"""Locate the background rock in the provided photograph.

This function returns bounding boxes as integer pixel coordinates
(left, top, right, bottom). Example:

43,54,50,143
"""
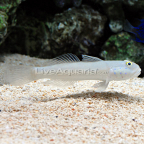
0,0,24,45
0,5,107,58
101,32,142,62
0,0,144,76
54,0,82,8
101,32,144,76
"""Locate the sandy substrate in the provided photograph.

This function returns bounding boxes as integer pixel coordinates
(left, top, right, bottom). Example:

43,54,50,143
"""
0,54,144,144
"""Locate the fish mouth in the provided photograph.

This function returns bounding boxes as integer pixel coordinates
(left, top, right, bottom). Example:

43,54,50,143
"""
133,69,141,77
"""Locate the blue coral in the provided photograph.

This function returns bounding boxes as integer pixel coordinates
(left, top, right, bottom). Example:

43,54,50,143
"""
124,19,144,43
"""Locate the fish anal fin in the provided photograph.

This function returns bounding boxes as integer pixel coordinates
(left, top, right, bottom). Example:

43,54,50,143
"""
42,80,77,87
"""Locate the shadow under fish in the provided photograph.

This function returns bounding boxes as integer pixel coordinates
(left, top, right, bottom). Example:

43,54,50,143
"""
124,19,144,43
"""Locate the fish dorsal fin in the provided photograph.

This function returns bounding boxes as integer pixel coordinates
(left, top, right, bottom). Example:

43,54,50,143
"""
47,53,80,66
82,55,103,62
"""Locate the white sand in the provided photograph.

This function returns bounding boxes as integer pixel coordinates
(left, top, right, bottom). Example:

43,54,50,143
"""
0,54,144,144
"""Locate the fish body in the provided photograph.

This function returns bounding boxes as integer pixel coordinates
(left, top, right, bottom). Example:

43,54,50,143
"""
34,61,109,81
124,19,144,43
1,53,141,92
34,61,140,81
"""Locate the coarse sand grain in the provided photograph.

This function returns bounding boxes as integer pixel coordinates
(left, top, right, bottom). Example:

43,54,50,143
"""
0,54,144,144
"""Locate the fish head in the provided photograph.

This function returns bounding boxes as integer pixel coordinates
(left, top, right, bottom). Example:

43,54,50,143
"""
111,60,141,81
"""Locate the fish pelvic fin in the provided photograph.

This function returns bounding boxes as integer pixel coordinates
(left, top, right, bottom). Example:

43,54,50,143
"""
92,80,109,92
92,68,113,92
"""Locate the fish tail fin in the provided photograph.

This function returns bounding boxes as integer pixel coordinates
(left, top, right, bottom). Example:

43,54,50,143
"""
124,19,135,34
0,64,36,86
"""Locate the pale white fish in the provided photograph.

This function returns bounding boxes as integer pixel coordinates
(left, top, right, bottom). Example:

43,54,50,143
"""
0,53,141,92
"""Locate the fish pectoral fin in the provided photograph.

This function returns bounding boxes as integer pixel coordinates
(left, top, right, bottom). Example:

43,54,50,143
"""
42,80,77,87
92,80,109,92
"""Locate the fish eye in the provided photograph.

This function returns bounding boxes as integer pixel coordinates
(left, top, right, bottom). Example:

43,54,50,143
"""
126,61,132,66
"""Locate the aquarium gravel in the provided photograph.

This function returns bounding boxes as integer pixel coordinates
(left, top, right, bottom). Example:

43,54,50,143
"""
0,54,144,144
